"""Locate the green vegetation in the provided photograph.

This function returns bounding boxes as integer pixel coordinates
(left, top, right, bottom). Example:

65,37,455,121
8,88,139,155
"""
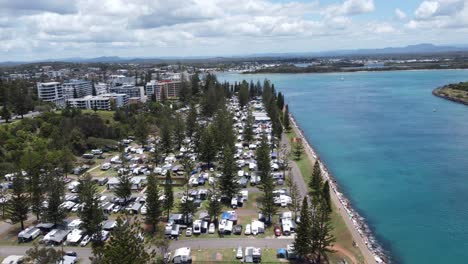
434,82,468,105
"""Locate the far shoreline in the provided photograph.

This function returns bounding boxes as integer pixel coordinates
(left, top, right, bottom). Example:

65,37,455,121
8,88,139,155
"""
232,67,468,75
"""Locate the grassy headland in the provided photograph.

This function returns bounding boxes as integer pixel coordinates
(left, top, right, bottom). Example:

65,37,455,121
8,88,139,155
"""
433,82,468,105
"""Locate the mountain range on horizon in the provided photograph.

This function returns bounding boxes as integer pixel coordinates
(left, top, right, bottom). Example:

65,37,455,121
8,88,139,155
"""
2,43,468,66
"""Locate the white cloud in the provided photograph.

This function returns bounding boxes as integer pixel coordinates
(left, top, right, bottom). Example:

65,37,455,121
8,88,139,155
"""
0,0,465,61
395,8,407,20
408,0,468,29
324,0,375,17
372,23,397,34
415,1,441,19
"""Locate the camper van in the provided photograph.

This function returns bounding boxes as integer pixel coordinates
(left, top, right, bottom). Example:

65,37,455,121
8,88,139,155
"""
231,197,238,209
193,220,202,235
101,163,111,171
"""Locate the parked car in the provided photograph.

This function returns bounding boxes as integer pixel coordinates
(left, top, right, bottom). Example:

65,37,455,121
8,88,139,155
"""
233,225,243,235
274,225,282,237
208,223,215,234
65,251,77,257
80,235,91,247
186,227,192,237
236,246,243,259
112,205,121,213
245,224,251,235
140,205,147,215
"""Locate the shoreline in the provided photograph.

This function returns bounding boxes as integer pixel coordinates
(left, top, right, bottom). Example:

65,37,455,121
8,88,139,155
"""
288,115,387,264
432,87,468,106
223,67,468,75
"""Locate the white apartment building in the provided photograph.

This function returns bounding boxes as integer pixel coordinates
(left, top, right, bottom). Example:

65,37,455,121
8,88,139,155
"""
63,80,93,99
95,82,109,95
66,93,128,110
110,85,144,102
108,75,135,87
67,95,111,110
37,82,65,107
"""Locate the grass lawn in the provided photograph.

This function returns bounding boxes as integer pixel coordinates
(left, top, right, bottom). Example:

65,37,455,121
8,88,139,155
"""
188,248,289,263
82,110,117,124
285,130,365,263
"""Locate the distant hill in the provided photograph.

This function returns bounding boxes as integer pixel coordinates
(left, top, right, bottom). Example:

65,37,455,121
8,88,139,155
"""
2,43,468,65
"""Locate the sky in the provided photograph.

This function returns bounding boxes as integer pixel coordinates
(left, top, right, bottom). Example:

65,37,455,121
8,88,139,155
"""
0,0,468,61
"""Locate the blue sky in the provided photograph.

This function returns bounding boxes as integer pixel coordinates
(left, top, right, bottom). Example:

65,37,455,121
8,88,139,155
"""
0,0,467,61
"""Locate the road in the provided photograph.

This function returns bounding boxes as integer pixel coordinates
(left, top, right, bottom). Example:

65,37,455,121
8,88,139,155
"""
0,238,294,263
0,111,42,124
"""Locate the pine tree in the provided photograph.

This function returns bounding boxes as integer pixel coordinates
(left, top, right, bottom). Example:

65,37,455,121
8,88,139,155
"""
21,149,44,221
283,105,291,130
200,125,217,165
191,73,200,96
43,172,66,225
160,119,172,155
77,174,104,251
174,113,186,150
256,134,271,185
244,110,254,144
207,184,222,223
294,197,313,260
7,172,29,230
114,174,132,204
322,180,332,213
163,171,174,220
145,173,162,233
1,106,11,123
259,174,276,225
313,199,336,263
100,218,154,264
186,103,197,139
151,143,163,167
310,161,323,199
238,81,250,108
134,115,149,148
287,177,302,219
219,146,240,200
293,140,304,161
73,87,78,98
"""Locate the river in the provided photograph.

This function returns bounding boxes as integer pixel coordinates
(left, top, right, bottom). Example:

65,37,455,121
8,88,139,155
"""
218,70,468,264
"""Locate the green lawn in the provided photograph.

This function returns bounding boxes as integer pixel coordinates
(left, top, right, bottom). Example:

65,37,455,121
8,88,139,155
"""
82,110,117,124
188,248,289,263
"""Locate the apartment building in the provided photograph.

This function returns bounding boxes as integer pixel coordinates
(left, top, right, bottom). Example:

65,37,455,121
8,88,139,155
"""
63,79,93,99
66,93,128,110
37,82,65,106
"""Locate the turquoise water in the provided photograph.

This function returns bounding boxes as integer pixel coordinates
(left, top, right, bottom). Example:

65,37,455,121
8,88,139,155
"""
219,70,468,264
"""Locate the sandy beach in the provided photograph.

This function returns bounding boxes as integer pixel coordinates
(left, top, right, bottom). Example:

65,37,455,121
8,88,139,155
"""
289,115,386,264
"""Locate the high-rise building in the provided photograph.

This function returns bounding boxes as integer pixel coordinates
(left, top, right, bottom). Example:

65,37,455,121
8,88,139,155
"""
37,82,65,106
110,84,144,101
63,79,93,99
150,80,181,101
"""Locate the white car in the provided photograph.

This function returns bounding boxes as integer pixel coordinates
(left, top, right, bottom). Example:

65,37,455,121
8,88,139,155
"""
186,227,192,237
80,235,91,247
236,246,243,259
245,224,252,235
208,223,215,234
140,205,147,215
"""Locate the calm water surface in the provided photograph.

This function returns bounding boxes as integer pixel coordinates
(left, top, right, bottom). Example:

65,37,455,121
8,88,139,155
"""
219,70,468,264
